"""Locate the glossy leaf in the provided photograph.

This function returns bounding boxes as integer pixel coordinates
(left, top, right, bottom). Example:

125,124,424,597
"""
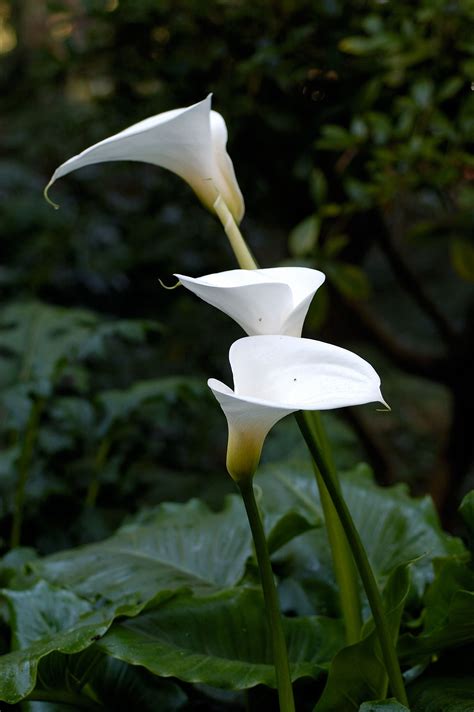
314,565,410,712
408,676,474,712
257,462,463,609
31,651,187,711
399,557,474,663
359,700,410,712
98,587,344,690
31,497,252,604
0,580,151,703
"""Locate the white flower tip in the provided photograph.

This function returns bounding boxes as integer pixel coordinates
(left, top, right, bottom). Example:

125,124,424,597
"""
158,277,181,291
376,397,391,412
43,181,59,210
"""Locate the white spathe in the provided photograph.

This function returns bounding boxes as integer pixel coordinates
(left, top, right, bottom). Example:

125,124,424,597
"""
175,267,325,337
45,94,244,223
208,335,386,481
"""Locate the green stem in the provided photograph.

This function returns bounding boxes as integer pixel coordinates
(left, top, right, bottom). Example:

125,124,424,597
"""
302,411,362,644
238,478,295,712
11,398,44,549
85,438,111,507
295,411,408,706
213,195,258,270
24,688,102,710
213,196,363,645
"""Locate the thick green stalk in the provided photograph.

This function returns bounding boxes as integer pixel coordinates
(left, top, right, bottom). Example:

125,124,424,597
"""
213,196,258,270
214,195,363,645
295,411,408,706
238,478,295,712
303,410,361,644
11,398,44,548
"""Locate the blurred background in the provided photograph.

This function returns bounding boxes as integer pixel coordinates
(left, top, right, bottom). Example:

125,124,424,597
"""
1,0,473,553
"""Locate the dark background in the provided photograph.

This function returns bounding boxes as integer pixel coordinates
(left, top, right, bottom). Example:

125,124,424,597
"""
1,0,473,551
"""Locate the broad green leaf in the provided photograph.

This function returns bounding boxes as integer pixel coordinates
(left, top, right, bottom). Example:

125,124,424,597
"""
30,652,187,711
399,557,474,662
98,587,344,690
31,497,252,604
0,579,187,706
408,676,474,711
258,462,463,610
314,565,410,712
0,580,151,703
266,511,316,555
359,700,410,712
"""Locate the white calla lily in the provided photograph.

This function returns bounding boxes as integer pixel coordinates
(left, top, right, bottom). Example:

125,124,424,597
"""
175,267,325,336
45,94,244,223
208,335,386,481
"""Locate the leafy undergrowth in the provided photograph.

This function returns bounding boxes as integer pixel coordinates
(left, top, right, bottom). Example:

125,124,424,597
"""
0,465,472,711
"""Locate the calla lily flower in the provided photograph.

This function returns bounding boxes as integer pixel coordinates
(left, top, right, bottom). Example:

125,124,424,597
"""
175,267,325,337
45,94,244,223
208,335,386,481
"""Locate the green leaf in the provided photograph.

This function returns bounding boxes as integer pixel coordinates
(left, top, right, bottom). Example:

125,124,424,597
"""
359,700,410,712
322,234,349,259
266,511,317,555
257,462,464,615
325,263,371,300
314,565,410,712
98,587,344,690
0,302,158,395
399,557,474,662
31,497,252,604
288,215,320,257
450,238,474,282
309,169,328,206
317,125,355,151
0,580,139,703
408,676,474,711
31,652,187,711
97,376,206,433
437,76,464,102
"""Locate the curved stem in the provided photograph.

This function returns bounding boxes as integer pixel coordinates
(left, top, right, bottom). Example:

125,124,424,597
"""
238,478,295,712
304,412,362,644
213,195,258,270
295,412,408,706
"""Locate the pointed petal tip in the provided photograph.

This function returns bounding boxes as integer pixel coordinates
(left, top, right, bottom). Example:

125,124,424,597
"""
43,181,60,210
158,277,181,290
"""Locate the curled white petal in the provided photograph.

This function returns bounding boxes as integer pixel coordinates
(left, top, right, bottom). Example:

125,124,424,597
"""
209,335,386,481
175,267,325,336
208,378,295,481
45,95,244,223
